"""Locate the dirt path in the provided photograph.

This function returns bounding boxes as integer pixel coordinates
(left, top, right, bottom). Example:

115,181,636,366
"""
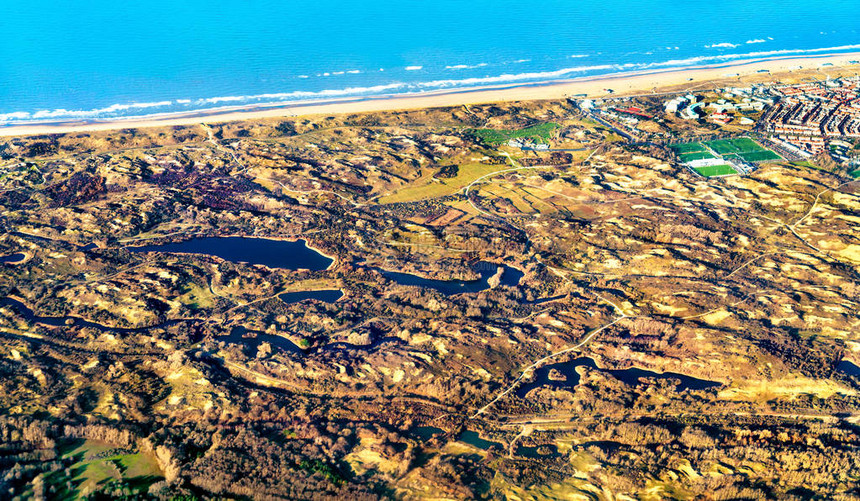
470,314,628,419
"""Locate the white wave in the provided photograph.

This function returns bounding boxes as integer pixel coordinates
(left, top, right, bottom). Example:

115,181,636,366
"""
323,69,360,75
415,64,617,89
746,39,766,44
30,101,174,120
0,111,31,122
640,43,860,69
198,96,247,104
569,54,589,59
196,82,409,105
175,99,191,104
298,75,309,79
445,63,488,70
92,101,173,113
405,66,423,71
706,42,740,49
426,43,860,85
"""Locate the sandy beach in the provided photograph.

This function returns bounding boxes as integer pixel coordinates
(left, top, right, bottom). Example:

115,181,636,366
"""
2,52,859,138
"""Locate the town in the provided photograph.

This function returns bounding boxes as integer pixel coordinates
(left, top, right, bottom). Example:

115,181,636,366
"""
555,75,860,178
760,76,860,162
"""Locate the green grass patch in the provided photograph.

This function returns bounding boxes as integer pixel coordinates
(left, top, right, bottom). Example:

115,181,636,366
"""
42,439,163,500
728,137,766,152
693,164,738,177
299,459,345,486
704,139,738,155
670,142,707,154
178,282,215,309
704,137,770,155
739,150,782,162
679,151,717,162
470,123,560,145
701,137,779,162
791,160,817,168
379,161,515,204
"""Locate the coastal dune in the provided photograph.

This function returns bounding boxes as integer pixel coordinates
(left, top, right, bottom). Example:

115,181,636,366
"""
2,52,859,137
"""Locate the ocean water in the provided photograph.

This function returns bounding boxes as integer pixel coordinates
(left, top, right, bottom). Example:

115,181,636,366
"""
1,0,858,124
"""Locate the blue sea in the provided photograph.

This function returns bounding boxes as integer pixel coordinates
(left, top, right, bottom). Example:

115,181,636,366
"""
1,0,858,124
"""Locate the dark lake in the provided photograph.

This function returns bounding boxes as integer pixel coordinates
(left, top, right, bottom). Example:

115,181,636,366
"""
516,357,721,397
409,426,445,441
0,253,26,264
837,360,860,377
379,261,523,296
127,237,332,270
224,326,304,354
458,430,503,451
279,290,343,304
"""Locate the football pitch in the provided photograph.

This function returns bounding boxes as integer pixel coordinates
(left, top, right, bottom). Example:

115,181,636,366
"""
693,164,739,177
702,138,781,162
671,137,782,177
670,142,718,162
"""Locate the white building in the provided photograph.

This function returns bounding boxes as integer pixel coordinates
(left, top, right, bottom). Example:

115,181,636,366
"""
664,97,688,114
680,104,703,120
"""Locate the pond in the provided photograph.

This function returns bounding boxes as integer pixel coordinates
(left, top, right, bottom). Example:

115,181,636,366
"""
379,261,523,296
516,357,721,397
408,426,446,441
0,253,26,264
223,326,304,355
458,430,503,451
279,290,343,304
127,237,332,270
837,360,860,377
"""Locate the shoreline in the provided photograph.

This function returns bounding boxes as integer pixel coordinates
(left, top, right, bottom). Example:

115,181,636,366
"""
2,51,860,138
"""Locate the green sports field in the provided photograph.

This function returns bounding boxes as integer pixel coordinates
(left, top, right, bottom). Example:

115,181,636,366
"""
670,142,707,154
705,139,739,155
672,137,780,175
693,164,738,177
670,142,719,162
738,150,782,162
679,151,717,162
702,137,781,162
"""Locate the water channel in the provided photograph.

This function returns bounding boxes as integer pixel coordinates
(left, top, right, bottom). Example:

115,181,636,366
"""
378,261,523,296
516,357,721,397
